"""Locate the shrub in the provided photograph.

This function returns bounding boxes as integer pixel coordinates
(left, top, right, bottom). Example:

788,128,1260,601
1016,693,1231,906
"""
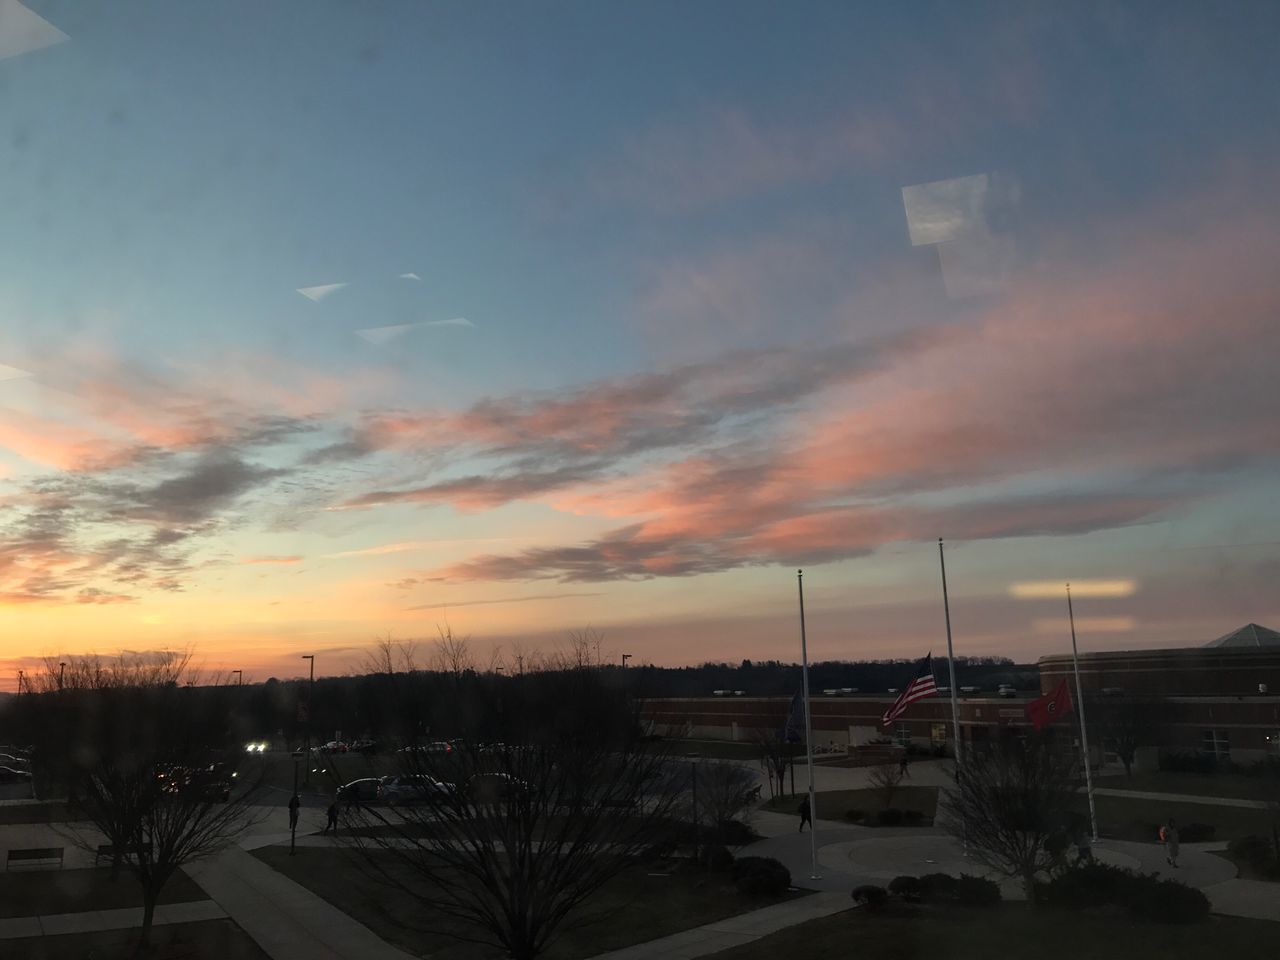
844,808,866,823
1044,863,1143,909
1130,879,1211,924
700,844,734,872
919,873,959,902
888,875,921,901
1179,823,1215,843
713,819,758,846
902,809,924,825
876,808,904,826
1158,751,1229,775
852,884,889,909
954,874,1001,906
1043,864,1209,924
1228,835,1274,868
732,856,791,897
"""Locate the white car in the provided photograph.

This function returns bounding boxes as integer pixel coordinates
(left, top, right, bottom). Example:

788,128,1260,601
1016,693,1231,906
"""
379,774,452,804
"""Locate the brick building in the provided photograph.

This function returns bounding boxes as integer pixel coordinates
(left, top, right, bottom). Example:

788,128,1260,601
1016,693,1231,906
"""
642,623,1280,767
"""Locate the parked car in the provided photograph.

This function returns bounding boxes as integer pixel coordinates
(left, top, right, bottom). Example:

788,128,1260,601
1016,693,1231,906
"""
318,740,349,754
466,773,528,804
997,685,1017,699
398,741,453,755
378,774,452,804
0,753,31,768
336,778,381,804
0,766,32,785
350,739,378,755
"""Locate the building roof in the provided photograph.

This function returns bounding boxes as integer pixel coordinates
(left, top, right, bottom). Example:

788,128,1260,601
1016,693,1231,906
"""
1202,623,1280,648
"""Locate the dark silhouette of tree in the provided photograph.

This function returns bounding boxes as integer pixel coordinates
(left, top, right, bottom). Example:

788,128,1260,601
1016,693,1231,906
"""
938,735,1080,898
1089,696,1168,776
339,665,682,960
21,653,267,954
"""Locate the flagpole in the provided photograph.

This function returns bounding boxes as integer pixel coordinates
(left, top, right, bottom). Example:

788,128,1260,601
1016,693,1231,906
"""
797,569,820,880
938,539,963,768
1067,583,1099,843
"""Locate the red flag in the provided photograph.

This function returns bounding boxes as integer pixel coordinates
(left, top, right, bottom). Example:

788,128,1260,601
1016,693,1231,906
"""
1024,680,1074,730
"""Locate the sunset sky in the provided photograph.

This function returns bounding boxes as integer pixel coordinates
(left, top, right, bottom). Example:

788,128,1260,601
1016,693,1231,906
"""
2,1,1278,686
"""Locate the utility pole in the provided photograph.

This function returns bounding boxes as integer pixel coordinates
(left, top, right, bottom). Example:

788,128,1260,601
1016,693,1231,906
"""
621,653,632,668
58,662,67,691
232,669,243,685
301,655,315,785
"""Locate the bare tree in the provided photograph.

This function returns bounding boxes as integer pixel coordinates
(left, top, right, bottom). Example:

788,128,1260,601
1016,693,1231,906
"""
1089,696,1166,777
433,624,474,676
938,736,1081,898
747,726,792,800
23,654,268,953
868,762,904,809
340,668,681,960
692,761,759,837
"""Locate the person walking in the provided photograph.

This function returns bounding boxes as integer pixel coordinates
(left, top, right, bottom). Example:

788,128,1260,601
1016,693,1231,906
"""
323,799,340,836
287,793,300,833
797,795,812,833
1163,818,1180,868
899,754,910,778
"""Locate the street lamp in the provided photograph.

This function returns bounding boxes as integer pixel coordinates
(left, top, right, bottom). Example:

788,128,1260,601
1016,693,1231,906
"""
58,662,67,691
301,655,315,785
232,669,243,685
16,670,23,697
621,653,632,668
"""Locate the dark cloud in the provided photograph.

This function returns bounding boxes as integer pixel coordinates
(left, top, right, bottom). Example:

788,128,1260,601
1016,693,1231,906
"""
333,333,932,508
438,491,1191,583
406,591,605,610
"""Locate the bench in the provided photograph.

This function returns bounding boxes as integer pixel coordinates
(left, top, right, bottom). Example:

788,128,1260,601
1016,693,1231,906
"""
95,842,152,864
5,847,64,870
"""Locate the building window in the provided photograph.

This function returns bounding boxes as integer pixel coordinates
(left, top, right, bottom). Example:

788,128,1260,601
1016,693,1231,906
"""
931,723,948,745
1201,729,1230,759
894,722,912,746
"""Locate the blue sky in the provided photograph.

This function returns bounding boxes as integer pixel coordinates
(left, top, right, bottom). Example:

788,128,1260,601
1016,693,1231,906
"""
1,1,1278,681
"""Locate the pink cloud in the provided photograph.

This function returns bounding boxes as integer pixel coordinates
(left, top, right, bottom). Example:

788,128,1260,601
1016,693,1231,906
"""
241,555,303,566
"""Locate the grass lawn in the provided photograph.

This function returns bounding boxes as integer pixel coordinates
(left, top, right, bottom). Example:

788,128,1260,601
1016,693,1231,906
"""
1083,794,1276,843
704,902,1280,960
0,801,73,825
254,845,801,959
0,867,207,918
765,786,938,822
1101,771,1277,802
8,918,269,960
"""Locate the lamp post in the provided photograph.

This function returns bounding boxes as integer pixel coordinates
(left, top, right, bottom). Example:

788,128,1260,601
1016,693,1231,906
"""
16,670,23,697
621,653,632,668
301,655,315,785
58,662,67,691
232,669,243,686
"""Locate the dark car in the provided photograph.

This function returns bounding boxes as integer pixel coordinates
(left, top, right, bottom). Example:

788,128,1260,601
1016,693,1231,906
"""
336,778,381,805
0,753,30,769
350,739,378,755
0,766,33,785
466,773,529,805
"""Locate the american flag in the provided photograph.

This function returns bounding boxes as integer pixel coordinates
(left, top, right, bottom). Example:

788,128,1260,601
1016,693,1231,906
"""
881,654,939,726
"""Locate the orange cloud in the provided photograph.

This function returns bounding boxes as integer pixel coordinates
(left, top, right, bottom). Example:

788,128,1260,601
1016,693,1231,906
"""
241,555,303,566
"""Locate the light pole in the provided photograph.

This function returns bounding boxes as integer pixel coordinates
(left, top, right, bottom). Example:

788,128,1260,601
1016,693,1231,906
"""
621,653,632,668
58,662,67,691
232,669,243,686
16,670,23,697
301,655,315,785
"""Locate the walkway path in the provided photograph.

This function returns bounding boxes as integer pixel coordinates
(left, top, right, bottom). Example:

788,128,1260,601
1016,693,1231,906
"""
0,900,226,940
587,891,851,960
1093,786,1272,810
741,804,1280,921
186,844,416,960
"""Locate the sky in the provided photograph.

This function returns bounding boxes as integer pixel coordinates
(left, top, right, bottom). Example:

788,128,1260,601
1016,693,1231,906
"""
1,1,1278,686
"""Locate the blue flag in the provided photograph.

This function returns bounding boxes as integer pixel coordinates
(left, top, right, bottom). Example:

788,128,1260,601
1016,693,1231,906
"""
783,691,805,743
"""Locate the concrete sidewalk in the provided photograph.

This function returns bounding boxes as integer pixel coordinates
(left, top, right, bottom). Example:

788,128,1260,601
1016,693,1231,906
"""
0,899,226,940
1093,787,1272,809
187,845,415,960
587,891,851,960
